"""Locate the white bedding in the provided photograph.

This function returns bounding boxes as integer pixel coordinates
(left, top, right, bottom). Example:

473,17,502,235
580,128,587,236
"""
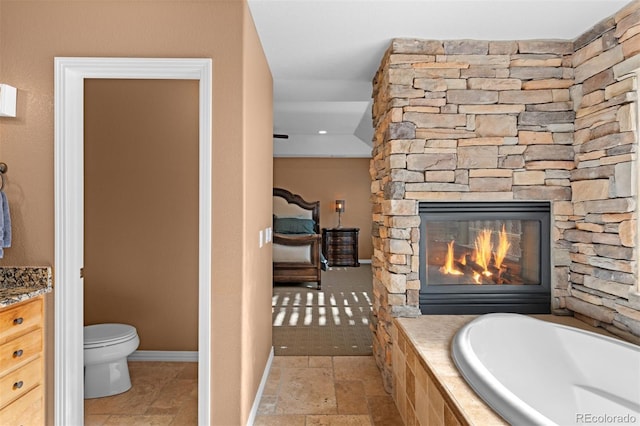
272,240,312,263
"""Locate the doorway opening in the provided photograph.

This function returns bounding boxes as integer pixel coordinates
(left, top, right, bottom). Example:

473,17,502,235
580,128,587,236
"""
54,58,212,425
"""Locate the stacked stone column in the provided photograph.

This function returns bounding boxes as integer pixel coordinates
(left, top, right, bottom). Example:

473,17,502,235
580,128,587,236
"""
371,4,640,392
567,2,640,343
371,37,577,392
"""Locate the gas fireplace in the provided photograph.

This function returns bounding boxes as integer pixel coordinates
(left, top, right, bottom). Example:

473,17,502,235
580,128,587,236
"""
419,202,551,314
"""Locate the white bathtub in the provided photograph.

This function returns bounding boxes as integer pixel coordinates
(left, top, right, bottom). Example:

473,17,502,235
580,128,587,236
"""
452,313,640,426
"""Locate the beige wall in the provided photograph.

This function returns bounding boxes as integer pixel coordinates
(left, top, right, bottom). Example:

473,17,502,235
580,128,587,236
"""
240,6,274,420
84,79,199,351
0,1,273,424
273,158,373,260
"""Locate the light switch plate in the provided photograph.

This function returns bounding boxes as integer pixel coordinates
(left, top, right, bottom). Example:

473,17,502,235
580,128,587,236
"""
0,84,17,117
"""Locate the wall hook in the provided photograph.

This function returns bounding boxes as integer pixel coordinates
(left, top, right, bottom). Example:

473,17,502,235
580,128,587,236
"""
0,162,7,191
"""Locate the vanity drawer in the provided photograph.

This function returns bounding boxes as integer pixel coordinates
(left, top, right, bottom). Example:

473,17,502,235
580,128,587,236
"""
0,296,45,424
0,357,42,409
0,328,42,373
0,384,44,426
0,298,43,344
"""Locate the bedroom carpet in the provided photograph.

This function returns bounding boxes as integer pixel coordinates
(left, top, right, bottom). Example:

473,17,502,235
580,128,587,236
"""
272,265,373,356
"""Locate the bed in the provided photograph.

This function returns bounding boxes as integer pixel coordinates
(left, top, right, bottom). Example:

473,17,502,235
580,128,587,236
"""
272,187,323,289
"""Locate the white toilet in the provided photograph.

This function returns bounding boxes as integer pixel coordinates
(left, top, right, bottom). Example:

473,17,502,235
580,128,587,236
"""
84,323,140,399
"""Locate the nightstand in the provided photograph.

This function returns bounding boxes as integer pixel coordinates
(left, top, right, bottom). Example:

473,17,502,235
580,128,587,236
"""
322,228,360,267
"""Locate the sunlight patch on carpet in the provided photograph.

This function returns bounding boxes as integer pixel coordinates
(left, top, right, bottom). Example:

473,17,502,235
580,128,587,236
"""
272,265,373,356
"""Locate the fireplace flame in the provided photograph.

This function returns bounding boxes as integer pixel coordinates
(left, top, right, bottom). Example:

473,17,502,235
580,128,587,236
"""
437,224,513,284
474,229,493,277
494,224,511,272
439,240,464,275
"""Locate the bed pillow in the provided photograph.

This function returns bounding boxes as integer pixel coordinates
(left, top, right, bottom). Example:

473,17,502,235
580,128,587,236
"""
274,217,316,234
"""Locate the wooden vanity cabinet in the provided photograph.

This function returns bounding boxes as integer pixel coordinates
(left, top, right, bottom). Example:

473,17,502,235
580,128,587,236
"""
0,296,45,425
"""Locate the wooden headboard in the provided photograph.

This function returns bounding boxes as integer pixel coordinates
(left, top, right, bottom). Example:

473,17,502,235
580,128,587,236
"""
273,188,320,234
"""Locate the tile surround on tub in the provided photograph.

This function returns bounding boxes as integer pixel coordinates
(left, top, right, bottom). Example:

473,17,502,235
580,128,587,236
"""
392,315,620,425
0,266,52,307
393,315,505,426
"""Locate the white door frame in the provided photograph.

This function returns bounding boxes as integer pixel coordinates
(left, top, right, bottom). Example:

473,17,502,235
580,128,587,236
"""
54,57,212,425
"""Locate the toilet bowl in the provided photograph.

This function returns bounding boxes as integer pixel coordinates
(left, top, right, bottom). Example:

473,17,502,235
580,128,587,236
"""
84,323,140,399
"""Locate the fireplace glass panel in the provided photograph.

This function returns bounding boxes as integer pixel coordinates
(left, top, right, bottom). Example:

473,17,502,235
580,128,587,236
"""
425,218,540,286
419,202,550,314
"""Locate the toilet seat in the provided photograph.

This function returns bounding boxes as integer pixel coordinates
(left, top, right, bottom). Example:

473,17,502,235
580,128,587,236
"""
84,323,138,349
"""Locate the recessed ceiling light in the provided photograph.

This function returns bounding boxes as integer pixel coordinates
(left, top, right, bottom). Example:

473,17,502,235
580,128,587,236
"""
318,130,327,135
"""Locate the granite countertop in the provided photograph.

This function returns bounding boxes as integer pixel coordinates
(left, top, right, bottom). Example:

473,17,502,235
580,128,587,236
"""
0,267,52,308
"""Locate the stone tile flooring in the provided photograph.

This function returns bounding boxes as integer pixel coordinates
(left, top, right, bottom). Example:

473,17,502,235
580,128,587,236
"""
84,356,400,425
84,361,198,426
255,356,403,426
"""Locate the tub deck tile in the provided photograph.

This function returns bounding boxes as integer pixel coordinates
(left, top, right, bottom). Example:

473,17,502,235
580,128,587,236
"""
394,314,620,425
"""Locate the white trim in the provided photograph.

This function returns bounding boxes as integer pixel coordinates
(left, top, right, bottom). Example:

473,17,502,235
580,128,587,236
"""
54,57,212,426
246,347,275,426
129,350,199,362
54,58,85,425
358,259,372,264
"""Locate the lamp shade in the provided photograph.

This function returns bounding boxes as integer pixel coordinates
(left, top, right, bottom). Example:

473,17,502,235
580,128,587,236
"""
335,199,345,213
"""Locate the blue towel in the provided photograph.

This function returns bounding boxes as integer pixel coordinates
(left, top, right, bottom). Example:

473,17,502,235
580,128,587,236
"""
0,191,11,258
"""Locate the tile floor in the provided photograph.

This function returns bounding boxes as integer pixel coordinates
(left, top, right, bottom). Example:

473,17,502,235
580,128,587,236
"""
255,356,403,426
84,361,198,426
84,356,400,425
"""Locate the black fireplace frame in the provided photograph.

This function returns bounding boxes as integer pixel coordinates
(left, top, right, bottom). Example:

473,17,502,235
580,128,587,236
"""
419,201,551,314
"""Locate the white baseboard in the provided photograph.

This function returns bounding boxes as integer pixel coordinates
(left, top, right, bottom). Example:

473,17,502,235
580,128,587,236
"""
359,259,372,264
246,347,275,426
128,350,198,362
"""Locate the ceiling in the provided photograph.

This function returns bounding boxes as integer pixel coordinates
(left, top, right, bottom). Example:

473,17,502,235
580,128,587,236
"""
247,0,632,158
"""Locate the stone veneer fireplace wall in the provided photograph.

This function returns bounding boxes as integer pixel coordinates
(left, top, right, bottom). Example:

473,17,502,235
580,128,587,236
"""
370,2,640,392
